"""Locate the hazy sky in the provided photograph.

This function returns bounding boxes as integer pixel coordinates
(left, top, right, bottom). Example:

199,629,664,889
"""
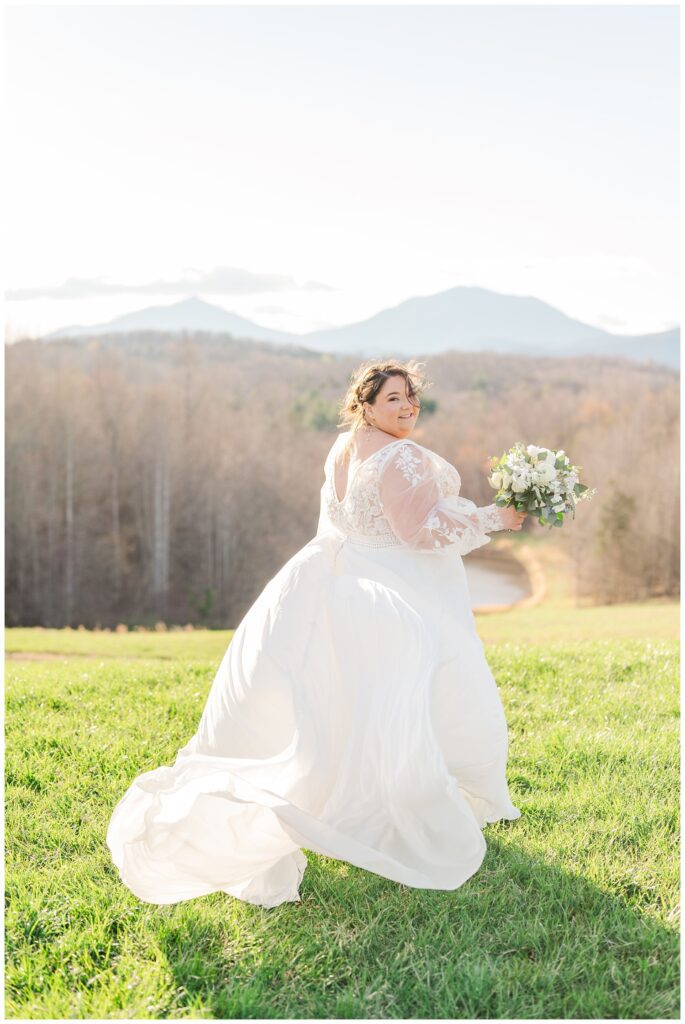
5,3,680,339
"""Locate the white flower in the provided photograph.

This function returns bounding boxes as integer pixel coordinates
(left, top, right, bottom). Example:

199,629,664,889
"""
511,476,528,493
532,462,556,485
490,471,503,489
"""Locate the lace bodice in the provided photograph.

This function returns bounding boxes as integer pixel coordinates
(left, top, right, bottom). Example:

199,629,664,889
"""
316,432,506,555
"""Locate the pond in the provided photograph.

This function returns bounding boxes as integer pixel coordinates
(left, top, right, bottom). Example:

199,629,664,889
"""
464,556,532,608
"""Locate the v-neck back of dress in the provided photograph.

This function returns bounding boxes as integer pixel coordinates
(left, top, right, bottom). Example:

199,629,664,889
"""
332,433,407,505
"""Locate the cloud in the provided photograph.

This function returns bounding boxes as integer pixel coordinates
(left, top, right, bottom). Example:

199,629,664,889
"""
7,266,337,300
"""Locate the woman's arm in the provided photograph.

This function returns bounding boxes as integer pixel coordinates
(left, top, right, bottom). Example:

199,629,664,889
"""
378,442,507,555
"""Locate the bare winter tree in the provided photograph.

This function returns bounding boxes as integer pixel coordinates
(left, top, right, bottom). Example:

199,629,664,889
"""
5,333,679,626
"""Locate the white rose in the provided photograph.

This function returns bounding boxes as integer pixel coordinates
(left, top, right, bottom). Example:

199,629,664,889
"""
511,476,528,493
533,462,556,485
490,471,503,489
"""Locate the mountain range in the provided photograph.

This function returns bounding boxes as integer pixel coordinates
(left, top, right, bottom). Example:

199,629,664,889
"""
41,287,679,368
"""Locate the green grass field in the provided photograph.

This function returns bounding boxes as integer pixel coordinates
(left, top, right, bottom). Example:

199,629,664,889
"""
4,562,680,1018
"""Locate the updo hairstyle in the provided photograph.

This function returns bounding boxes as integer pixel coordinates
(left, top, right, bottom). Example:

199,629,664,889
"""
336,359,431,458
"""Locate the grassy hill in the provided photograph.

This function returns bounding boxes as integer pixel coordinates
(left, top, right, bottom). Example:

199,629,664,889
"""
4,564,679,1017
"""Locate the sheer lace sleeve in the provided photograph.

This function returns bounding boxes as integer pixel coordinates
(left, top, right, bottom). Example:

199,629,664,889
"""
378,441,506,555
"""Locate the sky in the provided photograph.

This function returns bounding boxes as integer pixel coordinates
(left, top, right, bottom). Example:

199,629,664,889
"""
4,2,680,340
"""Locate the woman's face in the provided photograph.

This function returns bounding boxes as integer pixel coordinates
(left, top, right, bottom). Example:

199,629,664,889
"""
363,374,420,438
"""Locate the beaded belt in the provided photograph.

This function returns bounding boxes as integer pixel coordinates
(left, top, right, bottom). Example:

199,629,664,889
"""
344,531,403,549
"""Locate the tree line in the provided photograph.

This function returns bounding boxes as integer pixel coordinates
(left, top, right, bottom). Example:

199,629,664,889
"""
5,331,679,627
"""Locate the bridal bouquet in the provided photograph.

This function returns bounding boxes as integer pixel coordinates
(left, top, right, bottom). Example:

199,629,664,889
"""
487,442,596,528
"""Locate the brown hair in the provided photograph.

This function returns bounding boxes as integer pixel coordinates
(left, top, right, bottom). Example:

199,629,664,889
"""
337,358,431,457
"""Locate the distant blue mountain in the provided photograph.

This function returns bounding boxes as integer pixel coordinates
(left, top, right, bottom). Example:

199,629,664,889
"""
302,286,679,367
41,288,679,368
42,295,295,344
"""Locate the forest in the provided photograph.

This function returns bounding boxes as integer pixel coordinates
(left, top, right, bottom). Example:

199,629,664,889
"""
5,331,679,627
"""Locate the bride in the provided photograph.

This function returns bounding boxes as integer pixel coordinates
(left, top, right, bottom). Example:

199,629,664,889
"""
107,359,526,909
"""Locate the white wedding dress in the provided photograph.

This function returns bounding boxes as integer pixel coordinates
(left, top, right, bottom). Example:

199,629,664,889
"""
107,432,521,909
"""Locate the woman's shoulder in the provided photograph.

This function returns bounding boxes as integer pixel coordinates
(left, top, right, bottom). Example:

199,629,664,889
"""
371,436,428,474
335,430,419,459
331,431,443,469
380,438,456,478
377,438,444,486
381,437,438,463
330,430,352,451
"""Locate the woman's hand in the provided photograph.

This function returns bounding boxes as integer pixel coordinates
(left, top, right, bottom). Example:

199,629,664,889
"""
499,505,528,531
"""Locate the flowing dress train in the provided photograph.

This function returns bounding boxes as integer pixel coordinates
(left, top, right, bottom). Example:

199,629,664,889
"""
106,432,521,908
